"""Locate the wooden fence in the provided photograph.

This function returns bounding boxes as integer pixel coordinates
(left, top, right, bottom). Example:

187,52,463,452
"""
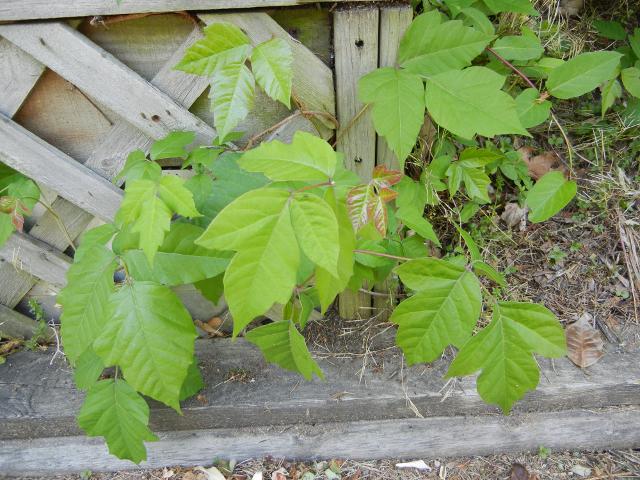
1,1,639,474
0,0,412,330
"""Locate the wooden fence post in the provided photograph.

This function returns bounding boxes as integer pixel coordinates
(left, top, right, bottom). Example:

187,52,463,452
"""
334,7,379,319
372,5,413,321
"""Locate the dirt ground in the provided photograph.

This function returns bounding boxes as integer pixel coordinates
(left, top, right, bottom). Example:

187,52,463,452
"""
5,449,640,480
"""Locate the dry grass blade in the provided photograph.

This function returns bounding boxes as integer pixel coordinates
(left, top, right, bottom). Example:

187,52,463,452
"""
566,313,605,368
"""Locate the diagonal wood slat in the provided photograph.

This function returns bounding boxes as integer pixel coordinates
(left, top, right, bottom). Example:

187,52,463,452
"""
0,22,216,145
0,0,379,22
0,13,336,311
0,114,123,221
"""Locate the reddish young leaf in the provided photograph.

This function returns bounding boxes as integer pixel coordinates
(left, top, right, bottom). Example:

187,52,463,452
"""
10,210,24,232
0,196,16,214
347,180,398,236
372,165,403,189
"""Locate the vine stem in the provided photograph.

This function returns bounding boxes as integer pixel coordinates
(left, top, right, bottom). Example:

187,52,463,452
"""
243,110,339,151
485,46,575,172
353,249,411,262
293,180,334,193
22,196,76,253
332,103,371,148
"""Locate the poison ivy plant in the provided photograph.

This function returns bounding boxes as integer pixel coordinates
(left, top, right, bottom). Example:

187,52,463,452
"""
175,22,294,142
0,164,40,247
42,1,624,464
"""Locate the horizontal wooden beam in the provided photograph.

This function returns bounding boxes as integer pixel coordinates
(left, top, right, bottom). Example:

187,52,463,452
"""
1,407,638,474
0,114,123,222
0,1,385,22
3,338,639,441
0,22,216,145
0,303,54,341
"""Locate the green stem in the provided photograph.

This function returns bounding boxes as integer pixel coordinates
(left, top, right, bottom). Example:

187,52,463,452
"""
485,47,575,172
353,249,411,262
293,180,335,193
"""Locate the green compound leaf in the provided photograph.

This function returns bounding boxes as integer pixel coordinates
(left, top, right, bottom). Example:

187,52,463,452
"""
245,320,323,380
515,88,552,128
210,62,255,143
123,223,231,286
73,347,105,391
0,214,13,248
622,67,640,98
629,28,640,59
239,131,337,182
601,78,623,117
197,188,299,335
180,357,204,401
526,171,577,223
359,67,425,165
93,282,197,412
425,66,529,139
78,379,158,464
492,35,543,62
115,179,172,264
593,20,627,41
251,37,293,108
150,131,196,161
315,189,355,314
174,22,251,76
59,244,118,365
157,175,201,218
446,156,492,204
447,301,566,413
186,152,269,223
115,150,161,183
391,258,482,364
460,7,495,36
395,208,440,246
547,51,622,99
290,192,340,277
399,16,494,77
482,0,538,15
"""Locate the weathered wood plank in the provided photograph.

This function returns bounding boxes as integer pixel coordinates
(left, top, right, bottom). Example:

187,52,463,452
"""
0,114,123,222
14,69,114,163
0,340,640,475
0,1,382,22
334,7,379,319
0,233,72,289
199,11,335,135
0,22,216,144
372,6,413,320
0,303,53,341
3,335,640,442
0,38,45,117
376,5,413,169
0,26,209,309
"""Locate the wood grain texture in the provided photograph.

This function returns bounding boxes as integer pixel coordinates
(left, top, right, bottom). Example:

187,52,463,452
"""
3,408,640,474
0,233,72,289
0,38,45,117
371,6,413,319
13,69,114,163
0,22,216,145
3,337,639,441
0,303,53,341
0,25,210,309
0,114,123,221
376,5,413,169
1,341,639,473
0,0,380,22
334,8,379,319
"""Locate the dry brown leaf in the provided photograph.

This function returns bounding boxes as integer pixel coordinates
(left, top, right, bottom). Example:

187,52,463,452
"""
195,319,225,337
510,463,531,480
560,0,583,16
501,202,528,229
566,313,605,368
518,148,565,180
271,469,287,480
